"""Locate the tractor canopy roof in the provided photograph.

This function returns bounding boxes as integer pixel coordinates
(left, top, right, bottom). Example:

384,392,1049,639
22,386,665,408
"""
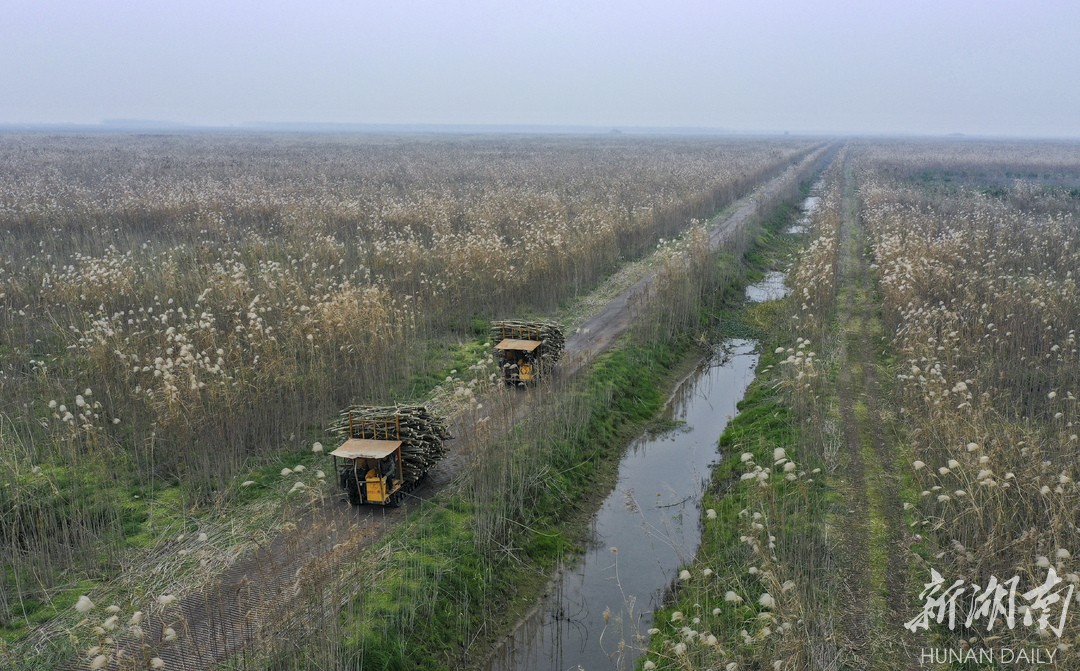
494,338,542,352
331,438,402,460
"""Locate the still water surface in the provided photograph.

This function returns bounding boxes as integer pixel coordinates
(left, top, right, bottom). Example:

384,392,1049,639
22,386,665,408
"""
486,339,759,671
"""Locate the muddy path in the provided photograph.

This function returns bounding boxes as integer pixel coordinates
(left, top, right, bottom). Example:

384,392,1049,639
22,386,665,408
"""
829,157,920,670
52,148,831,671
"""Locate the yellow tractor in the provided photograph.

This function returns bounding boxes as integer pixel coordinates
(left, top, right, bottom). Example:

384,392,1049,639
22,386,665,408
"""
494,338,543,384
330,406,448,506
330,435,407,507
491,320,565,386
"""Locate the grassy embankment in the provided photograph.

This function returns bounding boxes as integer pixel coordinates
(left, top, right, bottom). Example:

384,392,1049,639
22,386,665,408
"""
246,193,817,670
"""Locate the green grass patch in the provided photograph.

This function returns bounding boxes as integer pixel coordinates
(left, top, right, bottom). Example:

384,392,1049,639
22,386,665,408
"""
393,336,492,403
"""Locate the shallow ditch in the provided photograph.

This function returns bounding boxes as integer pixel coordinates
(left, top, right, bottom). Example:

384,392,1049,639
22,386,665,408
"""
784,191,821,234
483,338,759,671
483,257,797,671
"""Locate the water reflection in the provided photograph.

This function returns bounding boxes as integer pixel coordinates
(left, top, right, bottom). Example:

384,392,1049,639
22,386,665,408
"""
485,340,759,671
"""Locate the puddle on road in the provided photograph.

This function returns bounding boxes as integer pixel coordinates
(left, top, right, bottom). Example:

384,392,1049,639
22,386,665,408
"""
484,340,759,671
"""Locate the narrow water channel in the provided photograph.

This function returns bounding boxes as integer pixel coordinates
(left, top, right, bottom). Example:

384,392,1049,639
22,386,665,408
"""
785,191,821,234
485,339,760,671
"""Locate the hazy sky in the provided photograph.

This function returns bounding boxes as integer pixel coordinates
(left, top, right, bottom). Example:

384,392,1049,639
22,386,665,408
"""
3,0,1079,136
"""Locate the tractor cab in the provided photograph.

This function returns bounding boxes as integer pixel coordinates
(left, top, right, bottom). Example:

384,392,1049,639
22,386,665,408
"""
494,338,543,384
330,438,405,506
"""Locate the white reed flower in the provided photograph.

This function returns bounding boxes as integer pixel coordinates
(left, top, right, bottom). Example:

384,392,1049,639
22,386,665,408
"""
913,460,925,470
311,442,323,453
163,626,178,641
759,593,776,608
679,569,691,581
773,448,787,462
280,468,293,476
130,611,144,625
241,480,255,487
75,595,95,613
725,591,743,603
150,658,165,669
90,655,108,670
706,508,716,519
197,532,208,542
293,464,305,473
156,594,177,608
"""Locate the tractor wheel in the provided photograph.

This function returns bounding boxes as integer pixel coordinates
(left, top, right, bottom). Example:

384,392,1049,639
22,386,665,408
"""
345,476,363,506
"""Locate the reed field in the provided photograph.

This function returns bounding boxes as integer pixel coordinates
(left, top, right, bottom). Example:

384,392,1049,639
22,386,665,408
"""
648,139,1080,671
0,132,814,657
14,133,1077,671
861,140,1080,664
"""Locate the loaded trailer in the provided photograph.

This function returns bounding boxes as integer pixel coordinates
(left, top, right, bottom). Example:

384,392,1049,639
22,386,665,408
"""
490,320,565,386
330,405,449,506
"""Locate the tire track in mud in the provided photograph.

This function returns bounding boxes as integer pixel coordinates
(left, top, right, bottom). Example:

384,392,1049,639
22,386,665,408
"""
830,158,919,670
52,148,830,671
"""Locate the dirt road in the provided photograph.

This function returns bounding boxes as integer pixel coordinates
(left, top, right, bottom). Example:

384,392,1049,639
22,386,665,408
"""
828,157,920,670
